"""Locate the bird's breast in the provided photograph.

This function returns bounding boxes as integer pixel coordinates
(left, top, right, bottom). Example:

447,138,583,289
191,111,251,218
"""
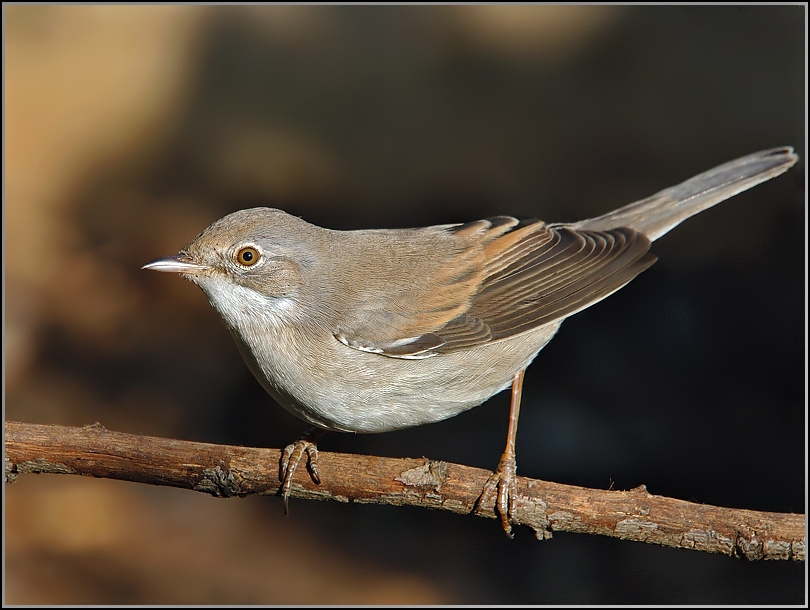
230,307,563,434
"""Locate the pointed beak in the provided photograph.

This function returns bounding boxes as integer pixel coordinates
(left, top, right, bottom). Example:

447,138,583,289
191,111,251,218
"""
142,254,210,274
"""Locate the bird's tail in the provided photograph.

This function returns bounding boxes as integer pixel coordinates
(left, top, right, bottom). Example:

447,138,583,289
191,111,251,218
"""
570,147,798,242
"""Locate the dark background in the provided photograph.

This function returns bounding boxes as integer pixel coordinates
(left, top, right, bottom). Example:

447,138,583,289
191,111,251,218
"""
5,5,805,604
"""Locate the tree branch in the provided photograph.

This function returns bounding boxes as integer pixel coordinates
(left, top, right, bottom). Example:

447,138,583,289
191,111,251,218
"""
4,420,804,560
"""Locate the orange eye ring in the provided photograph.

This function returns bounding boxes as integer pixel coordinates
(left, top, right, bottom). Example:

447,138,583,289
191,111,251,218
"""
235,246,260,267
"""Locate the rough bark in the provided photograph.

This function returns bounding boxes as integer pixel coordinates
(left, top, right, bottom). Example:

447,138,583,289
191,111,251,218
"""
4,420,804,560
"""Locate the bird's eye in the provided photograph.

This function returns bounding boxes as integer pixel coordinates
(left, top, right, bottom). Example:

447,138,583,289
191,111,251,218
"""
235,246,260,267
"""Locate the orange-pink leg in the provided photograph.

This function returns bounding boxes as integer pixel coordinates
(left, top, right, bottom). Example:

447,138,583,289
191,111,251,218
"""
476,369,525,537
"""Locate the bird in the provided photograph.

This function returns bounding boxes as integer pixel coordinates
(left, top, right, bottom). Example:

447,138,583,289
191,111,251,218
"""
144,146,797,536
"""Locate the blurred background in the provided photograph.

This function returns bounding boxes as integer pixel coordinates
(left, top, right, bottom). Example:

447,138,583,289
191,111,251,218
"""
5,5,804,604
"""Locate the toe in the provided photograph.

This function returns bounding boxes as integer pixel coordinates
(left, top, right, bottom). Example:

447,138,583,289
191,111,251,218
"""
476,455,520,537
279,436,323,514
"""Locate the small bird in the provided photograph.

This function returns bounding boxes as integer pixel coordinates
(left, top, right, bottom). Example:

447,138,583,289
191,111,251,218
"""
144,147,797,536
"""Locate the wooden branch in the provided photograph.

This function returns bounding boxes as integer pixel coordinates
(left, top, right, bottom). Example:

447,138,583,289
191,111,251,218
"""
4,420,804,560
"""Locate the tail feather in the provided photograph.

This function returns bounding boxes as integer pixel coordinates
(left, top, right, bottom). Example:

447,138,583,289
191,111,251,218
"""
570,147,798,241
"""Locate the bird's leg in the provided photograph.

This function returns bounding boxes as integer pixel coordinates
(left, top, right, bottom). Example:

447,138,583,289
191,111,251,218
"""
280,427,325,514
476,369,525,538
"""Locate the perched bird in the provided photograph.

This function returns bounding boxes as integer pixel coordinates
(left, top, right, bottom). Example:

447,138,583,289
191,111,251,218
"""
144,147,797,536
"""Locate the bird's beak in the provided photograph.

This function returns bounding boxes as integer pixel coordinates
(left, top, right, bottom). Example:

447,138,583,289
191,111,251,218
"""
142,254,210,275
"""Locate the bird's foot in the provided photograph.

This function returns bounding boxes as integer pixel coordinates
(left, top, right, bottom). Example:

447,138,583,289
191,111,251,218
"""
475,452,519,538
280,429,323,513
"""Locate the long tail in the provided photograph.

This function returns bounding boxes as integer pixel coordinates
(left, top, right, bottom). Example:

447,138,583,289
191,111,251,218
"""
570,147,798,241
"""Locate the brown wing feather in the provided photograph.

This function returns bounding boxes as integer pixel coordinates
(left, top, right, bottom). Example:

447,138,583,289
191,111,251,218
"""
335,217,655,359
432,223,655,354
333,217,517,358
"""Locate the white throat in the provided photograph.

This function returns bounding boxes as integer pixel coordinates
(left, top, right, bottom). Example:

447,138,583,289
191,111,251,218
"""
194,277,302,335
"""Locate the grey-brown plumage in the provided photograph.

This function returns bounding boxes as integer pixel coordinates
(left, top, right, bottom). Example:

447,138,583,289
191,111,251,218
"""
144,146,797,533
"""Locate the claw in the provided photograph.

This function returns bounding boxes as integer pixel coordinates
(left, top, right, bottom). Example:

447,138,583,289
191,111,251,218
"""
475,369,525,537
279,429,324,513
476,452,519,538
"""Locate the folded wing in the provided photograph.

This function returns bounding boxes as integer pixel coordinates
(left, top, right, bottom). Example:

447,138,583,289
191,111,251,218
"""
334,217,655,358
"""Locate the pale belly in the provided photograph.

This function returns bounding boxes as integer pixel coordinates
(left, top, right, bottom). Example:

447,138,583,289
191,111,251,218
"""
231,321,563,433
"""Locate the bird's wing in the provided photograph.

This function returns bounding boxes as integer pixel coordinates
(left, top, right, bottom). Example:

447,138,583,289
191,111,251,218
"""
334,217,656,359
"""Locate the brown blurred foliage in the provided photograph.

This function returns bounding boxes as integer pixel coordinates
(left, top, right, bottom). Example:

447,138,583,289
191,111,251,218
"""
4,5,804,604
6,475,447,604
